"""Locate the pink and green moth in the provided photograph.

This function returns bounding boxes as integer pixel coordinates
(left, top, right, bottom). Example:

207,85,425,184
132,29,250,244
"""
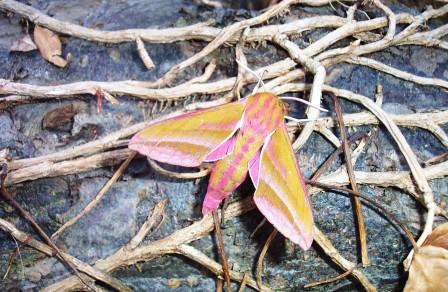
129,92,314,250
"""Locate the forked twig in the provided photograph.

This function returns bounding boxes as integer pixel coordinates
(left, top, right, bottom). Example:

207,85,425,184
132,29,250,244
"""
0,165,96,291
52,152,137,239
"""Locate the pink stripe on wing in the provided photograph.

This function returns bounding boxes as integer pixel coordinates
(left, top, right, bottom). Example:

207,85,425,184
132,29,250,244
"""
129,143,203,167
254,196,313,250
133,131,226,148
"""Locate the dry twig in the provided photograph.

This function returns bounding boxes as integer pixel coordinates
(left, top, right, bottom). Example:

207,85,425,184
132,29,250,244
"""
332,94,369,266
304,267,355,288
51,152,137,240
1,0,447,289
0,218,131,291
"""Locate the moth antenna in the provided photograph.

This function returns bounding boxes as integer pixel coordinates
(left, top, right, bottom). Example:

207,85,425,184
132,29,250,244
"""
252,78,263,94
280,96,328,112
235,59,266,93
285,115,321,123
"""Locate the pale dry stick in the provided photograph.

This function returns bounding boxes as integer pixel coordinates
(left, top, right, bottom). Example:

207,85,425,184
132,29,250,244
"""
5,148,132,186
0,9,442,101
324,85,438,267
101,89,120,105
0,0,351,44
397,23,448,50
138,3,440,89
136,37,155,70
7,139,128,171
2,170,102,291
185,59,217,84
0,76,242,100
313,163,448,218
273,83,448,147
280,96,328,112
314,124,341,147
7,98,235,172
297,110,448,148
314,39,361,61
7,104,213,171
267,4,397,89
0,12,419,103
372,0,396,40
317,5,448,66
42,199,168,292
201,0,223,9
309,3,445,77
6,110,448,188
0,0,217,43
350,134,370,167
425,152,448,167
345,2,358,22
364,4,448,57
176,245,271,292
393,5,438,41
233,28,251,100
333,0,397,59
313,227,377,292
151,0,305,88
148,159,211,179
271,34,326,150
126,200,168,250
302,2,393,58
42,198,256,291
275,83,445,217
0,218,132,292
346,56,448,90
185,96,230,110
51,152,137,240
0,95,33,109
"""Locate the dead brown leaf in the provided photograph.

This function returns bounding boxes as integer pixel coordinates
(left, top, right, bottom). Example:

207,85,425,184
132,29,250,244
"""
10,34,36,52
33,25,67,68
404,246,448,292
423,222,448,249
404,223,448,292
42,105,77,131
